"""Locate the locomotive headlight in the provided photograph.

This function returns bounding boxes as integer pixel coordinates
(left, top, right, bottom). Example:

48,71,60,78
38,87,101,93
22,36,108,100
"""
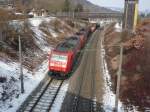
50,63,54,66
62,64,67,68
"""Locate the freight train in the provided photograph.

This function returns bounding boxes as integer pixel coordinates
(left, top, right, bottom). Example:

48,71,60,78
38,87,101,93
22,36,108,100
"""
48,24,99,79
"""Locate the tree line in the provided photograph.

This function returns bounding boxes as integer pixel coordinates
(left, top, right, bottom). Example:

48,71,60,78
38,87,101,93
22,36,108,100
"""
62,0,83,12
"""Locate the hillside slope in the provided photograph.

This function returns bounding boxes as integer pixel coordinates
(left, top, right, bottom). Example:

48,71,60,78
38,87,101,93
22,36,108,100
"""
0,17,78,111
70,0,115,12
16,0,115,13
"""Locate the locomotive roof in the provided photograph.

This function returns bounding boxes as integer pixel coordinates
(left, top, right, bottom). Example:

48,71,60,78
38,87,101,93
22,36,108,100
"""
56,36,79,52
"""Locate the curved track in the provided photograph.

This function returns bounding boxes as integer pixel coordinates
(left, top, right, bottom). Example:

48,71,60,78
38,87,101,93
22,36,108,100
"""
72,31,99,112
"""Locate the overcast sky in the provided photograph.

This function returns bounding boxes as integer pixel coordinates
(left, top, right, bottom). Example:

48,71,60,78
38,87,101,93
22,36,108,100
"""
88,0,150,11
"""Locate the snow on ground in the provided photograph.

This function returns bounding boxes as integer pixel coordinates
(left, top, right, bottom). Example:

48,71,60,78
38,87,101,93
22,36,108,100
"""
0,16,76,112
9,20,24,32
115,23,122,32
9,17,59,52
15,13,23,15
101,42,123,112
28,17,56,27
0,17,59,112
0,60,48,112
48,28,58,38
101,37,139,112
28,17,57,52
31,27,51,52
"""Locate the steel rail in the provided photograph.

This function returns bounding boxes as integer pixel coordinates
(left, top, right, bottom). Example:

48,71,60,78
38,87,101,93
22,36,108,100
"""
21,78,64,112
47,80,64,111
71,30,100,112
29,78,54,112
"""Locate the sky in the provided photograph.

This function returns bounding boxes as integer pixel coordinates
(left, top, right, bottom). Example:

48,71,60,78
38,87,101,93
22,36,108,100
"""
88,0,150,11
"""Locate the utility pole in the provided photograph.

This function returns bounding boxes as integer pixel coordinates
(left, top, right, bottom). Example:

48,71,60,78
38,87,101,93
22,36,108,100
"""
73,11,75,20
114,45,123,112
133,0,139,31
19,35,24,93
123,0,128,29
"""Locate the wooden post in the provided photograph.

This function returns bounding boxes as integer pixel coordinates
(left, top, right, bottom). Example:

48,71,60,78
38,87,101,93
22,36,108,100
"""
19,35,24,93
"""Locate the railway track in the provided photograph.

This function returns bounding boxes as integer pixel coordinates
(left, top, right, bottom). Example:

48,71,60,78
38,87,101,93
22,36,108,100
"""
21,78,64,112
70,29,100,112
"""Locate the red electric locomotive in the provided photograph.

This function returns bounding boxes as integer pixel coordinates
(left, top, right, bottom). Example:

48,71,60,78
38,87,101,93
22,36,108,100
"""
48,36,81,79
48,24,99,79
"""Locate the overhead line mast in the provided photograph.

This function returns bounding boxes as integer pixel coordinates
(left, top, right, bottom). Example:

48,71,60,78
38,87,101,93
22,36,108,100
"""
123,0,139,31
